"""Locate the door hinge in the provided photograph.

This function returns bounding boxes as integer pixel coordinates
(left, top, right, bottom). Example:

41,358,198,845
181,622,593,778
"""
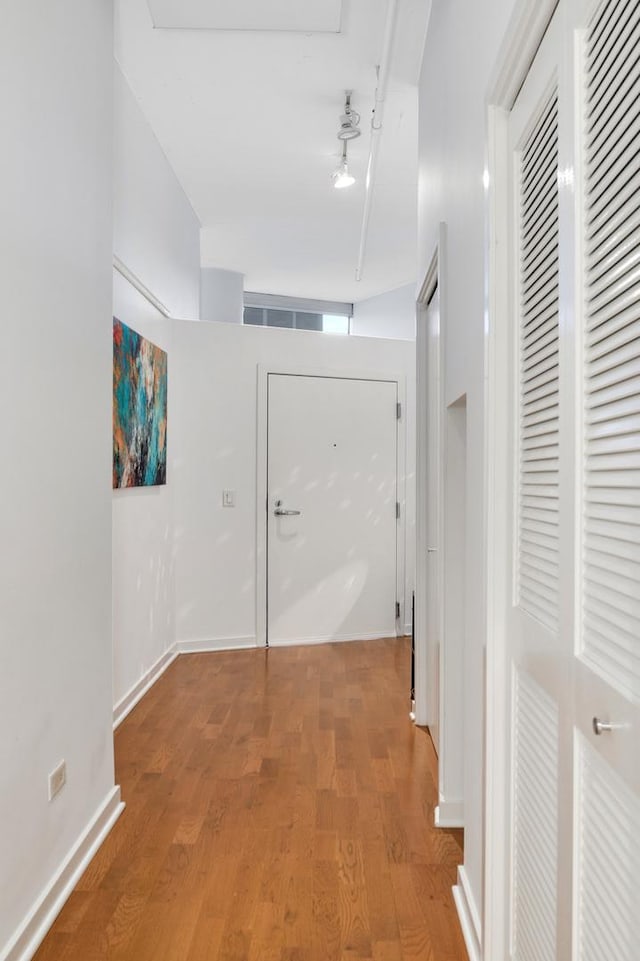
395,601,400,619
396,402,402,420
396,501,400,520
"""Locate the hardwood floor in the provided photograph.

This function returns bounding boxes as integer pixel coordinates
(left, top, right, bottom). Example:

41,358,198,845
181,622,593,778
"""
34,638,467,960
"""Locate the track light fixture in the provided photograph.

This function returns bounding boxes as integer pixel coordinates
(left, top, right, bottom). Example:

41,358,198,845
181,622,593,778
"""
332,141,355,189
331,92,358,189
337,91,361,141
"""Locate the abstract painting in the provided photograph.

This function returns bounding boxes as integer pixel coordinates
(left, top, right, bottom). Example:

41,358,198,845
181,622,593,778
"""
113,318,167,488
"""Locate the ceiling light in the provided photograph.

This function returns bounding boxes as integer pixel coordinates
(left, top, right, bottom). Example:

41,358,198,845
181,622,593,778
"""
337,91,361,141
332,142,355,189
333,161,355,189
338,116,361,141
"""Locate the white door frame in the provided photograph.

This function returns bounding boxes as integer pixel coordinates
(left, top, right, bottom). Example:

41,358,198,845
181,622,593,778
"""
483,1,560,957
415,224,446,729
417,225,466,831
255,363,408,648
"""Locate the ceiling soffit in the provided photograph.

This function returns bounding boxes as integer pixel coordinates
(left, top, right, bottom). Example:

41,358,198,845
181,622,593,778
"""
146,0,343,33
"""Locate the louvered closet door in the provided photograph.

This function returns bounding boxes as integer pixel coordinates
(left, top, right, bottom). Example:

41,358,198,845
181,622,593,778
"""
572,0,640,956
504,1,640,959
506,11,571,959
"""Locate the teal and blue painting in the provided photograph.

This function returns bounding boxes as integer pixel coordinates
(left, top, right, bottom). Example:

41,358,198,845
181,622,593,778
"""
113,318,167,488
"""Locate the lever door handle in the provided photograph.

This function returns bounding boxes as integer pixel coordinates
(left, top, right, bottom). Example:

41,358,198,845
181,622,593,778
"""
273,499,301,516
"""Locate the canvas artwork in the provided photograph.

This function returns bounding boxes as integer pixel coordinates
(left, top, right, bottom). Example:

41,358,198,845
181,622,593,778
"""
113,318,167,488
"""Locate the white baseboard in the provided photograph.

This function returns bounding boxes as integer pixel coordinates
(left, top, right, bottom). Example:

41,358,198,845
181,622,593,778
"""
403,623,412,637
452,865,481,961
113,646,178,730
1,787,124,961
176,635,258,654
268,630,396,647
434,796,464,828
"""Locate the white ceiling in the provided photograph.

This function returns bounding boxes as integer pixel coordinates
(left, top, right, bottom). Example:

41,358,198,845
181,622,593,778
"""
115,0,431,303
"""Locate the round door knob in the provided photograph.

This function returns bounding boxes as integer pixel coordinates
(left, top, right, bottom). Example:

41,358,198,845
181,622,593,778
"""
592,716,613,736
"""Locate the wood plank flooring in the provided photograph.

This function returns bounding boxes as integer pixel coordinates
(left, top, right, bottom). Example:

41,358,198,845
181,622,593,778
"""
34,638,467,961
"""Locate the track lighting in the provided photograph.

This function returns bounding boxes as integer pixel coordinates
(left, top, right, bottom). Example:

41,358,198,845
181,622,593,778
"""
332,142,355,189
337,91,361,141
331,94,359,189
333,161,355,189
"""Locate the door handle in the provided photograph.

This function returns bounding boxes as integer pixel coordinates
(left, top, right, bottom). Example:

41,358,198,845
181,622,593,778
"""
592,716,616,735
273,500,301,516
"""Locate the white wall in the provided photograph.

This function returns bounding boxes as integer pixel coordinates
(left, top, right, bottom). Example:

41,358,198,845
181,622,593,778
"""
113,63,201,319
417,0,518,932
200,267,244,324
351,284,416,340
112,67,201,714
172,322,416,646
112,274,175,712
0,2,116,956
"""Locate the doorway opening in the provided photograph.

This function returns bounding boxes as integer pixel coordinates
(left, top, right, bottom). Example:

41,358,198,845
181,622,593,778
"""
416,229,466,829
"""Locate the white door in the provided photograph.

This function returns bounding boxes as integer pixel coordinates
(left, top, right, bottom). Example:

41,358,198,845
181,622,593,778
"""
507,34,567,955
267,374,398,646
503,1,640,958
570,0,640,954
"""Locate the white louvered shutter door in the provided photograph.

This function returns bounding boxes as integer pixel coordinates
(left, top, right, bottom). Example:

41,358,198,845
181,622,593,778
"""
512,88,561,961
518,92,560,632
582,0,640,700
574,0,640,959
503,2,640,959
507,13,566,953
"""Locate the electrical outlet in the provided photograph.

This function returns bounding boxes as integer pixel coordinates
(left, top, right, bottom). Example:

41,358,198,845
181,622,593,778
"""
48,760,66,801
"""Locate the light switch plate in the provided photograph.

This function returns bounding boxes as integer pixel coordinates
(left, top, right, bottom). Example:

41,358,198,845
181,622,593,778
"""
222,489,235,507
48,760,66,801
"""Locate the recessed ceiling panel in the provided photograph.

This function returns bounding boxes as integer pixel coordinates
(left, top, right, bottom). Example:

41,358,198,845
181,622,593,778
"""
147,0,343,32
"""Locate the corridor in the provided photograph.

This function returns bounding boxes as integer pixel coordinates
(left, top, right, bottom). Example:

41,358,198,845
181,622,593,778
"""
34,639,466,960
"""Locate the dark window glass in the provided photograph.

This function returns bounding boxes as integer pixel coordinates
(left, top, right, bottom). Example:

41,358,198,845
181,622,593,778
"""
243,307,264,326
295,312,323,331
244,305,350,334
266,309,294,328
